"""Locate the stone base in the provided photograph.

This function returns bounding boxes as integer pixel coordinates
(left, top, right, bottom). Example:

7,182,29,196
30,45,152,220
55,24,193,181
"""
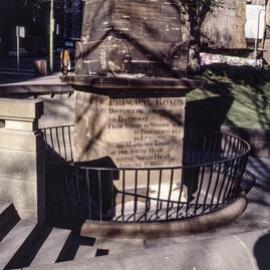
0,98,45,223
80,195,248,239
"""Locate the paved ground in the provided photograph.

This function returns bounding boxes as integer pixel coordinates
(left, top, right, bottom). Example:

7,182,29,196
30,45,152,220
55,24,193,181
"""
24,157,270,270
0,57,62,84
0,72,64,86
26,229,270,270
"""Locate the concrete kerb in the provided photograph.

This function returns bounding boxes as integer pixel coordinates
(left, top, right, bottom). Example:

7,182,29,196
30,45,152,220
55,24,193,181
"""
80,194,248,239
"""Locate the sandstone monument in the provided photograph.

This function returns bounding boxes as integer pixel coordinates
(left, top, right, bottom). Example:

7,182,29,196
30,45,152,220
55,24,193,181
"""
63,0,202,169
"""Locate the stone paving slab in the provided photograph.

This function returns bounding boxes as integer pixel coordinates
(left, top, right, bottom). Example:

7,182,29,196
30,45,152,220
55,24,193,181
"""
24,229,270,270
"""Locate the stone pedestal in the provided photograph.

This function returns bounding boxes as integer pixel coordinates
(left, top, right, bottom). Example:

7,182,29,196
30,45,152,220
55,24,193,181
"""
0,98,45,222
74,89,189,218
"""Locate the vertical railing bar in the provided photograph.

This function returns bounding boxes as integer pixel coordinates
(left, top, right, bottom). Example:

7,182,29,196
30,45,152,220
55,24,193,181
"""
235,137,240,156
134,170,138,222
218,135,233,202
222,134,228,159
68,125,74,162
233,137,241,158
222,159,235,203
203,164,214,211
216,159,229,204
230,149,247,199
110,169,114,221
229,137,236,157
156,169,162,217
43,128,48,148
98,170,103,221
226,136,233,158
210,162,222,207
229,136,236,158
233,158,244,195
49,127,54,150
43,129,49,160
229,138,241,193
193,166,205,214
145,169,150,221
224,138,241,200
223,134,229,156
86,168,92,220
55,127,61,157
227,157,241,200
177,168,184,217
166,169,174,220
121,169,126,222
61,126,67,161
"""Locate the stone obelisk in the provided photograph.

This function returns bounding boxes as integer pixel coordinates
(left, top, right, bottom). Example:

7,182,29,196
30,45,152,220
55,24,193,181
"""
63,0,202,168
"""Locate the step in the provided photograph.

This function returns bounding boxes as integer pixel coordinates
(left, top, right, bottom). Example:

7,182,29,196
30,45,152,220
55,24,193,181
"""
55,233,97,262
74,238,145,260
0,220,37,269
30,227,71,267
97,238,145,256
74,238,101,260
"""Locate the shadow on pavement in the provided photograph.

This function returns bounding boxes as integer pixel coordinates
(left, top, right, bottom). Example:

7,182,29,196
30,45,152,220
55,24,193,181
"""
254,231,270,270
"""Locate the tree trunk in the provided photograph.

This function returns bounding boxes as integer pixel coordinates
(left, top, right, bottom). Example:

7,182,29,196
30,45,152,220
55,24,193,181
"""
188,17,202,73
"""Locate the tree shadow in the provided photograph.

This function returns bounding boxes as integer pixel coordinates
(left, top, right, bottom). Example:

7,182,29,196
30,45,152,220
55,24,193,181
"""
254,232,270,270
185,64,270,211
186,94,234,131
42,124,120,224
191,64,270,140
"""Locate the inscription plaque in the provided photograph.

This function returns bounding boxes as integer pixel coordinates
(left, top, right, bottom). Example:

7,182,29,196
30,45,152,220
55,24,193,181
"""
75,92,185,168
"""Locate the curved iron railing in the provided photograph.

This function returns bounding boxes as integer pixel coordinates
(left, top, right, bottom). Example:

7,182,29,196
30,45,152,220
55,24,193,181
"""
43,126,255,223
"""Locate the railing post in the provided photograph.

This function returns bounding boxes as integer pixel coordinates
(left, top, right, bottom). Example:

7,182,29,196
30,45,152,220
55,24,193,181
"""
0,98,45,223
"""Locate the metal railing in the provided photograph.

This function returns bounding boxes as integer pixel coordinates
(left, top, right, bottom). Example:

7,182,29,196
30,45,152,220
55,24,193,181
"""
43,126,255,223
42,124,74,163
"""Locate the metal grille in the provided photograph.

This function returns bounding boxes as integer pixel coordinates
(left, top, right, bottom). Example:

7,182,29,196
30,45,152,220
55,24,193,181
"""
43,126,255,223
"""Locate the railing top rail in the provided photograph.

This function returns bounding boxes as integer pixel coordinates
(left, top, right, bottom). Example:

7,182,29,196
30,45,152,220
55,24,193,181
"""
44,126,251,170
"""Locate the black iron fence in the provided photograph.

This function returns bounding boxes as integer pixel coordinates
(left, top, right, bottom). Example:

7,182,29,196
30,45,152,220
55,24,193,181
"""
42,124,74,162
43,126,255,223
